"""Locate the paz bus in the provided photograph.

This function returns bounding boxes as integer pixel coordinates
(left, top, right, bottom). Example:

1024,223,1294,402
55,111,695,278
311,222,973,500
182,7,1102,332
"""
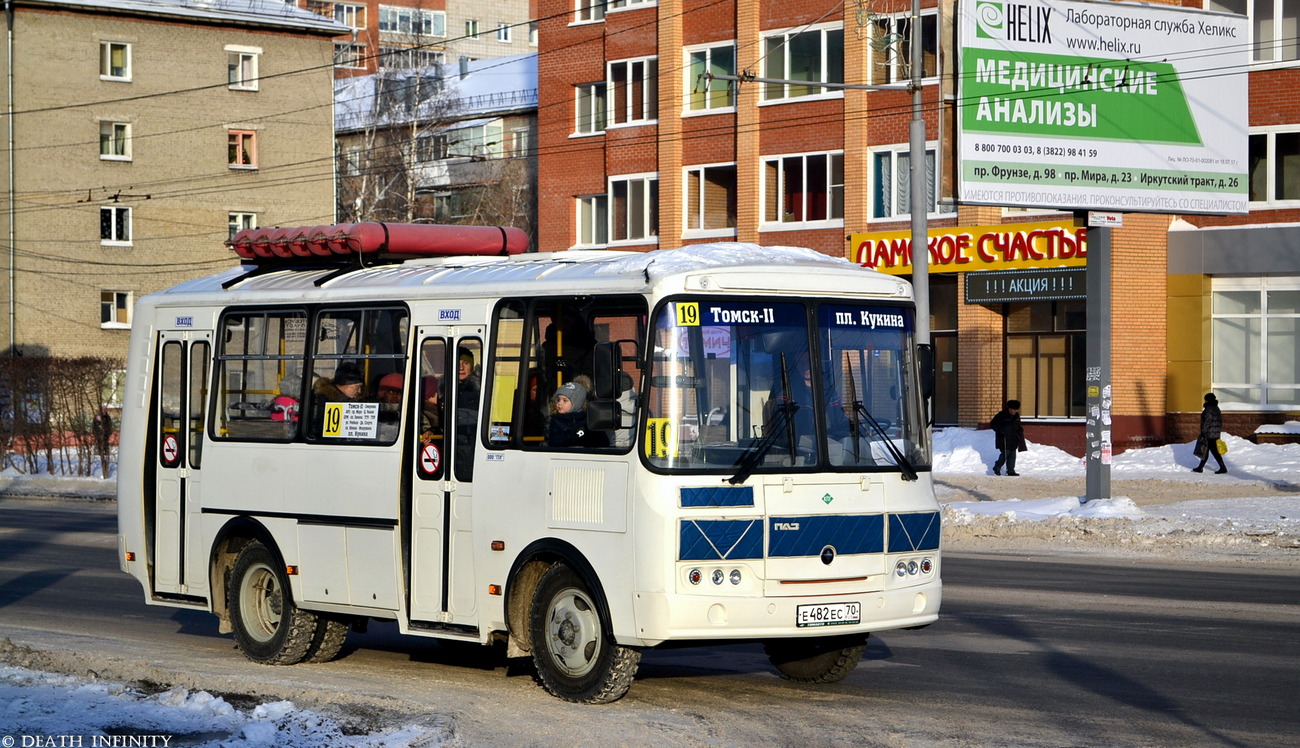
116,223,941,703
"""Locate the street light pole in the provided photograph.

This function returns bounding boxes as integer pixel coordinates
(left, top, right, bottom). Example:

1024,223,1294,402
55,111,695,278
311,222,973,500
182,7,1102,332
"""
909,0,929,346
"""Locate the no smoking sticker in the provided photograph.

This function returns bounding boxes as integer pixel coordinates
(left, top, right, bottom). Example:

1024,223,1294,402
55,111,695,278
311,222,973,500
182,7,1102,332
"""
421,443,441,474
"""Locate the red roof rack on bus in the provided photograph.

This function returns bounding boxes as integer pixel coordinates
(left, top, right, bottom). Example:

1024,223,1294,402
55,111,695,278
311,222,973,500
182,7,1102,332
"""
226,222,530,262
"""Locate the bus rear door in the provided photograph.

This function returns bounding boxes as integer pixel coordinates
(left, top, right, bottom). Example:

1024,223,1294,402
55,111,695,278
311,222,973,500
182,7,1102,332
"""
408,329,482,629
152,329,212,596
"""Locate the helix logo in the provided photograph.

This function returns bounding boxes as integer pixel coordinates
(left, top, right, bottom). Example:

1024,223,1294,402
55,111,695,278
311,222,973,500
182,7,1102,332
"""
975,1,1005,39
976,1,1052,44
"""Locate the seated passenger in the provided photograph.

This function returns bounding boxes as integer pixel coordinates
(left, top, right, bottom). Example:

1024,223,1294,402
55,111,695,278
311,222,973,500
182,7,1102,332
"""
315,361,364,402
377,372,403,404
547,381,608,448
270,374,302,422
420,375,441,435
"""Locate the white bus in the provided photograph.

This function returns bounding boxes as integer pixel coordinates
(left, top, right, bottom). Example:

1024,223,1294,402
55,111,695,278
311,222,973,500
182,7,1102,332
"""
117,223,941,703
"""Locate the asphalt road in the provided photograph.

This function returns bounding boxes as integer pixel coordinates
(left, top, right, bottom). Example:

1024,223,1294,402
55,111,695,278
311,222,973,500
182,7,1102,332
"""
1,498,1297,747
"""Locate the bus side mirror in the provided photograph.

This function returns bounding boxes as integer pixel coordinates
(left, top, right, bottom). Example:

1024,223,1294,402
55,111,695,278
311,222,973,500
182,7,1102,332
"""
916,343,935,401
587,399,619,431
593,341,621,400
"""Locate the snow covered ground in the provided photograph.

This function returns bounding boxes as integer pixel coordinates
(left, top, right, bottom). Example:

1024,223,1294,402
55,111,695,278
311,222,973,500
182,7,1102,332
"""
1,429,1298,746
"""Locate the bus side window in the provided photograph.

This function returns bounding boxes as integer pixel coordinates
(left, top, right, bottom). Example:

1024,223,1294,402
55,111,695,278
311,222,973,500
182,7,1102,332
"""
417,338,446,480
453,340,481,481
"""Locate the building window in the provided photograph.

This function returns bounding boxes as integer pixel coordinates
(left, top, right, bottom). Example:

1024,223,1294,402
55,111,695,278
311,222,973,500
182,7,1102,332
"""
229,130,257,168
496,22,512,42
228,212,256,240
609,0,654,9
1005,301,1086,419
576,195,608,247
869,9,938,85
226,48,260,91
608,57,657,126
101,291,132,328
99,122,131,160
684,164,737,236
575,0,605,23
334,2,367,28
509,126,532,158
334,43,367,69
575,82,607,135
100,42,130,81
1248,128,1300,203
871,144,949,219
444,120,503,159
379,46,444,70
465,20,480,39
1212,277,1300,408
340,145,363,176
686,43,736,112
762,24,843,101
529,22,538,46
378,6,445,36
762,152,844,226
1207,0,1298,63
610,175,658,243
100,206,131,245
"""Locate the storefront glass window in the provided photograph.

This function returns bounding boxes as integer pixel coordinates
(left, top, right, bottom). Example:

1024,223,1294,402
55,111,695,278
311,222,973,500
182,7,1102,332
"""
1212,279,1300,408
1005,301,1085,418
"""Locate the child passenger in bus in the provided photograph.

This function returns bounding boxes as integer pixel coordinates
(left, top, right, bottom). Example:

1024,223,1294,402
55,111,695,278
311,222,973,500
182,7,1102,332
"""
269,374,302,422
547,381,607,448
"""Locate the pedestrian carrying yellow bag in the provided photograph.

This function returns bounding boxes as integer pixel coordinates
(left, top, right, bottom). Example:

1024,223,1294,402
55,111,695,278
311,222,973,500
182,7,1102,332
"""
1217,438,1228,455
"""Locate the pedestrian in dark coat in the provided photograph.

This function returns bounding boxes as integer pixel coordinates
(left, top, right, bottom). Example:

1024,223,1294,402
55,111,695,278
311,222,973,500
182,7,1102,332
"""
1192,392,1228,474
990,399,1026,476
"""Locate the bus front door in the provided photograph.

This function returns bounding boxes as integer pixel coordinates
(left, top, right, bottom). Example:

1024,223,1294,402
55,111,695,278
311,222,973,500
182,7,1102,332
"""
409,331,482,628
152,330,211,596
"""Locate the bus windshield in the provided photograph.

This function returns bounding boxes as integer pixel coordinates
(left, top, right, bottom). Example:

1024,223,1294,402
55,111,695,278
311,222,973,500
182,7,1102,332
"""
644,298,930,476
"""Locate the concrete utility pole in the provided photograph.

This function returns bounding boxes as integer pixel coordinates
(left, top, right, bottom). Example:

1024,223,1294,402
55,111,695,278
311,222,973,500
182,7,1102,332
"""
909,0,929,346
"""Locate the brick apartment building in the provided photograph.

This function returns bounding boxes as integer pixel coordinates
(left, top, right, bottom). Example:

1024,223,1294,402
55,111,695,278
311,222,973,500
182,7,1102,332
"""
536,0,1300,455
299,0,537,77
0,0,344,361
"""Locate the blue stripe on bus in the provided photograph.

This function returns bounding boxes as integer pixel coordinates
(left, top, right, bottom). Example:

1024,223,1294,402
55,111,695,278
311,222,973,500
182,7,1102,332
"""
767,515,884,557
680,486,754,508
888,511,941,552
678,519,764,560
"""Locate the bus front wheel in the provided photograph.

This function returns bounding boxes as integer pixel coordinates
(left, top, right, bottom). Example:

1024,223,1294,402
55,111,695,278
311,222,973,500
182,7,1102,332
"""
228,541,319,665
764,634,868,683
529,564,641,704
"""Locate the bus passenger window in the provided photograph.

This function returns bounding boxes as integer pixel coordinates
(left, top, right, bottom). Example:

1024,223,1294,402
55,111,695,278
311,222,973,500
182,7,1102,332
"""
213,310,307,442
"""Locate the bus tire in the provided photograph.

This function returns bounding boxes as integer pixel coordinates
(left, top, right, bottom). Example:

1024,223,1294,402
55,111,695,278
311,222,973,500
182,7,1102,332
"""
529,563,640,704
228,541,318,665
764,634,868,684
303,616,350,663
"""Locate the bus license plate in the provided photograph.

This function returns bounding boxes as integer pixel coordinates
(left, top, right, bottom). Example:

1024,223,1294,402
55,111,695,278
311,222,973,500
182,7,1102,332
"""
795,602,861,628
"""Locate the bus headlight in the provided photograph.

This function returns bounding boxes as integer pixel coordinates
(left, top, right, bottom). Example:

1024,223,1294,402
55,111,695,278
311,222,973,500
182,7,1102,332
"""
895,561,908,577
729,569,742,585
688,568,702,585
711,569,725,585
907,560,919,575
920,557,934,574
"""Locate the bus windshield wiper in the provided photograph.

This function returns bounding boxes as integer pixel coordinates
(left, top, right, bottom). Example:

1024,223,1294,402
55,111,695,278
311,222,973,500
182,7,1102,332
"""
728,353,798,485
845,356,918,482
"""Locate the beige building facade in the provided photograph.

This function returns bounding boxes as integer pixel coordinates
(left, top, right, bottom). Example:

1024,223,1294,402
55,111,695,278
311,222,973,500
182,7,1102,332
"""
0,0,343,358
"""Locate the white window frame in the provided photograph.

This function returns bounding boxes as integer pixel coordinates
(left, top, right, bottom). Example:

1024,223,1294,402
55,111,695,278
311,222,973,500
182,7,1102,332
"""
575,194,608,248
530,22,538,46
760,151,845,230
682,163,737,239
1211,275,1300,409
573,0,605,24
228,129,257,169
334,2,366,29
608,173,658,244
101,290,132,329
466,19,480,39
608,0,655,12
760,22,844,103
1208,0,1298,66
867,8,939,87
100,41,131,82
684,42,736,115
228,212,256,240
99,121,131,161
378,6,446,36
607,56,658,127
100,206,132,246
574,82,607,136
226,46,261,91
1248,126,1300,206
334,42,367,69
496,22,512,43
869,141,953,220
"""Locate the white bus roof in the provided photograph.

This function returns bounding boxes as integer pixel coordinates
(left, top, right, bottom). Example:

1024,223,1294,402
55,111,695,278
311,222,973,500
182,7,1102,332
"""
146,243,913,307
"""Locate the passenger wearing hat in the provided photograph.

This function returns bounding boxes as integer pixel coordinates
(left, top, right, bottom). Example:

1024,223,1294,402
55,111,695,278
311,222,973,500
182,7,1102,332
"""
547,381,607,448
270,373,302,422
1192,392,1228,474
315,361,365,402
378,372,404,404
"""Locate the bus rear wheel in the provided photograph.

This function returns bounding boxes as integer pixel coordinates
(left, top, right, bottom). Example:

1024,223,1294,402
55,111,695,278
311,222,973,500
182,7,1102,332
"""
228,541,319,665
764,634,868,684
529,564,640,704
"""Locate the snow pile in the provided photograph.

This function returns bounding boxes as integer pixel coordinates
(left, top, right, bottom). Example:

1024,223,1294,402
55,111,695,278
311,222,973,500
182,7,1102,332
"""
0,666,442,747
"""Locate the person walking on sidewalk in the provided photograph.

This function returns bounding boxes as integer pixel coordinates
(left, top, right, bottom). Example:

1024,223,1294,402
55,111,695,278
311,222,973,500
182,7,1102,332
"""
990,399,1027,476
1193,392,1228,474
